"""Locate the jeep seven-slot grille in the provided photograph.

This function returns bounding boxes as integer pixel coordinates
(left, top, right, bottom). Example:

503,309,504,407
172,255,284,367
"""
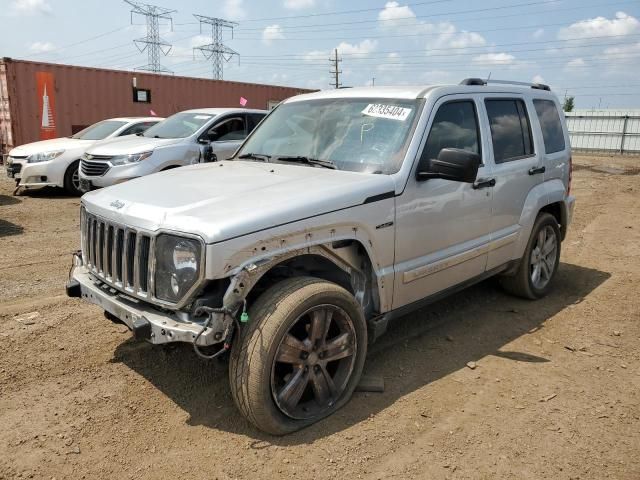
81,209,153,298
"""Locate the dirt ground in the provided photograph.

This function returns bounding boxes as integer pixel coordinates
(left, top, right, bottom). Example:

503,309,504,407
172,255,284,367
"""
1,154,639,480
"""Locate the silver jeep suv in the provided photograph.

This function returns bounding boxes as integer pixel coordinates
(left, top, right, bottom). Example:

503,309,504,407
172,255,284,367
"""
67,79,575,434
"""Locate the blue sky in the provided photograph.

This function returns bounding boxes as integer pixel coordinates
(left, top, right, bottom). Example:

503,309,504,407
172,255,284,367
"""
2,0,640,108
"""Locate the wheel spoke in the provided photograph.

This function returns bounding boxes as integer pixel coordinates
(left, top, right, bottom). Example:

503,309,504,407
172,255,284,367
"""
540,260,550,280
542,236,555,256
309,308,332,346
276,334,310,364
321,333,354,362
531,263,541,286
310,365,337,406
277,367,309,411
537,229,546,250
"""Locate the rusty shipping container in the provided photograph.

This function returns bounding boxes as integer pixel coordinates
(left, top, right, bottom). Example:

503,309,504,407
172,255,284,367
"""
0,57,313,155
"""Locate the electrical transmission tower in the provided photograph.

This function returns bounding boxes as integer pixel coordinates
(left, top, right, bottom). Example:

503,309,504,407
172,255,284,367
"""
193,15,239,80
125,0,175,74
330,49,342,89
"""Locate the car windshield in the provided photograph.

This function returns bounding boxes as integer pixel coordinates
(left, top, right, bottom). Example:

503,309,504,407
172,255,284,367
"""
142,112,216,139
71,120,127,140
237,97,422,174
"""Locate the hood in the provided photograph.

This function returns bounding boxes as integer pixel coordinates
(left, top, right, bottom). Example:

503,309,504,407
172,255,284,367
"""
82,161,396,243
86,135,183,156
9,137,96,157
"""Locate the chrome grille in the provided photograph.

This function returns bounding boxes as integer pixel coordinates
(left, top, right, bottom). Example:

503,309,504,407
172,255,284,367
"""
80,159,110,177
81,208,153,298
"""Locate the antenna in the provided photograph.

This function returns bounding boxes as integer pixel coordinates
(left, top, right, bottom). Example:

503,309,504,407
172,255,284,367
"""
125,0,175,74
193,14,239,80
330,49,342,89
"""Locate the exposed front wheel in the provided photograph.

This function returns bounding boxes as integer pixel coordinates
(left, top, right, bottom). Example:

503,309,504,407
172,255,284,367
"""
63,160,82,196
229,277,367,435
500,212,561,299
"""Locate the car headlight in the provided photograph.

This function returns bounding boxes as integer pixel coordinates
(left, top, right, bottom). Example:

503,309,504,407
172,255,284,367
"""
154,234,203,303
28,150,65,163
110,151,153,166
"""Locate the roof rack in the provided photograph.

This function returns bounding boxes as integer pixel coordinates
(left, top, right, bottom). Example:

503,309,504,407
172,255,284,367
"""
459,78,551,91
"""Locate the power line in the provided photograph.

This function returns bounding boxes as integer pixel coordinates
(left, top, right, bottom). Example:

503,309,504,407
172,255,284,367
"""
125,0,176,74
192,14,239,80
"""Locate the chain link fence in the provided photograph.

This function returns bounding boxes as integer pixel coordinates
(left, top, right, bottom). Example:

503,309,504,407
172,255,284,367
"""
566,110,640,155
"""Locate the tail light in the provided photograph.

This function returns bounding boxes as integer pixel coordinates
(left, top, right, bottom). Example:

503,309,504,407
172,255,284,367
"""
567,156,572,195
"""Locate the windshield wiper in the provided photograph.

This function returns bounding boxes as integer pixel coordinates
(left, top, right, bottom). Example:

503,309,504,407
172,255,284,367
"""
274,156,336,170
238,152,272,162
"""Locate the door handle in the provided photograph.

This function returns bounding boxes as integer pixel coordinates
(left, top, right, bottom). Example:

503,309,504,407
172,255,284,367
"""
528,166,546,175
472,177,496,189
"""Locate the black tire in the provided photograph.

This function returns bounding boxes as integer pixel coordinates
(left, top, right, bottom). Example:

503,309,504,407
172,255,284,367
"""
63,160,82,196
500,212,561,299
229,277,367,435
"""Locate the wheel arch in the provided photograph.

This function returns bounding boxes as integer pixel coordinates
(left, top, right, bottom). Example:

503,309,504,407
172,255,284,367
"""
220,239,382,320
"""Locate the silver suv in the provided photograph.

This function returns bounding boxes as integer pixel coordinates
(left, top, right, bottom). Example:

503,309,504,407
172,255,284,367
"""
79,107,266,190
67,79,575,434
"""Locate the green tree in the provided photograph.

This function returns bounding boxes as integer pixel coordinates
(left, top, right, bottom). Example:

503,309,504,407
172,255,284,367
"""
563,96,575,112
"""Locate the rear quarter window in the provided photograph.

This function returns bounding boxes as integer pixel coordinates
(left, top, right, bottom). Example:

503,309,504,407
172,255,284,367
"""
533,99,566,154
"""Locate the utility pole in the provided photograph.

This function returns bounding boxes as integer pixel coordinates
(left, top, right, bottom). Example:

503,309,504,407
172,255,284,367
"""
193,14,239,80
372,77,375,86
329,48,342,89
125,0,175,74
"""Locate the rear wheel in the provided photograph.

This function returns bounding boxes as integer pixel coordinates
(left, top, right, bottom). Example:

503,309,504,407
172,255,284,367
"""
500,212,561,299
229,277,367,435
63,160,82,196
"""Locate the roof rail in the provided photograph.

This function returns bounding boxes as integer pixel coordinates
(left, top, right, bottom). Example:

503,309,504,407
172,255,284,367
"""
459,78,551,91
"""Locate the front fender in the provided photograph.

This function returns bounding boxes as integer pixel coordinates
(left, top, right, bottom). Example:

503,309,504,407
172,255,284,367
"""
204,200,396,312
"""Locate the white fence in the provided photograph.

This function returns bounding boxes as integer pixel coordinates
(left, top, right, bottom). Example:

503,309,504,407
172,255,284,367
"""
565,110,640,154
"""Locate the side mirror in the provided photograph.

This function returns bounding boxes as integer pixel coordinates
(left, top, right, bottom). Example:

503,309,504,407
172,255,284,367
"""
202,145,217,163
416,148,480,183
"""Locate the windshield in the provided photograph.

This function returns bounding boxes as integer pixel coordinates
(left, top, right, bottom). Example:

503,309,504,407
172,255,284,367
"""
237,97,422,174
71,120,127,140
142,112,216,139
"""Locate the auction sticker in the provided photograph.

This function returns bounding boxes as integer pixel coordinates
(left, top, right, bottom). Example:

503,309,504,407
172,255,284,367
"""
362,104,412,121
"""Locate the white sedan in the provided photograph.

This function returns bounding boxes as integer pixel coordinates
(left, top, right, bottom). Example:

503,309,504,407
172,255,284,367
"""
6,117,162,195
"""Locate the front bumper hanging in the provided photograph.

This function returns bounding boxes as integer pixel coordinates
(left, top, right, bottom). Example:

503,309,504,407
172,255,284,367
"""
66,252,226,346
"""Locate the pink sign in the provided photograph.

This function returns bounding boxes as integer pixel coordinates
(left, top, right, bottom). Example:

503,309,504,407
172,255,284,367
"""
149,109,157,116
239,97,248,107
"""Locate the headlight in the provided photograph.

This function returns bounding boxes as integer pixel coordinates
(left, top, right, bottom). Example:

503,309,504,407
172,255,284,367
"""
154,234,203,303
110,151,153,166
28,150,65,163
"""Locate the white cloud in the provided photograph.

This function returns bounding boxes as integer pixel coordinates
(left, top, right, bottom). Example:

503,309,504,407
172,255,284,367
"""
303,50,327,62
283,0,315,9
604,41,640,55
532,28,545,39
558,12,640,40
566,58,586,68
379,2,485,53
262,25,285,45
378,1,416,28
532,74,546,84
223,0,246,21
473,53,516,65
336,39,378,57
28,41,55,53
11,0,51,15
378,52,404,71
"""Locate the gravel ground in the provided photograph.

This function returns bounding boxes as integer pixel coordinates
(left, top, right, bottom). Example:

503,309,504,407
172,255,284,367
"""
0,154,639,479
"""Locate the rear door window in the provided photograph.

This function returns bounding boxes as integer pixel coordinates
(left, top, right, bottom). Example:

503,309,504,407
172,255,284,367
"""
533,100,565,154
421,100,481,163
247,113,266,132
485,99,534,163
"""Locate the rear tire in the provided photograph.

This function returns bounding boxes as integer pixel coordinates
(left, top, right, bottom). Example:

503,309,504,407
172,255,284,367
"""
63,160,82,196
500,213,561,299
229,277,367,435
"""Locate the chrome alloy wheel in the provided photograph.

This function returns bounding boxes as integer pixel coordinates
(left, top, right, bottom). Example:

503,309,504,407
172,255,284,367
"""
270,304,357,420
530,225,558,289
